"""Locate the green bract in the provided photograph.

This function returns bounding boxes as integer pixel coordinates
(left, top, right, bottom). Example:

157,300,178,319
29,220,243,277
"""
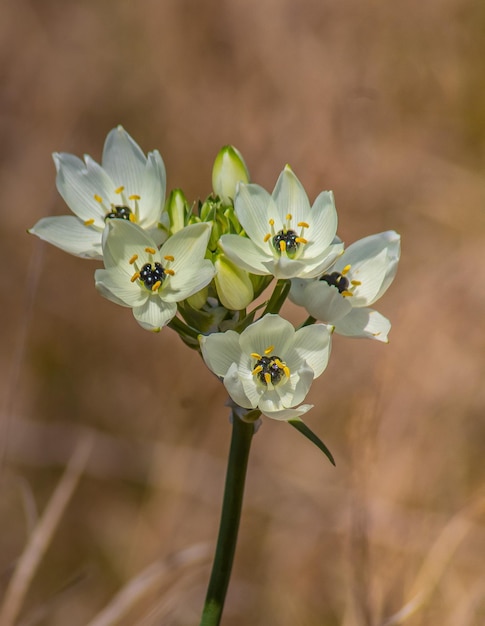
220,165,343,280
95,220,215,332
199,314,332,420
29,126,168,259
290,231,401,342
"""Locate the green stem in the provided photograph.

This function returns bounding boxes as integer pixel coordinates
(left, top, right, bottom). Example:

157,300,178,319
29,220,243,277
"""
199,411,256,626
262,278,291,316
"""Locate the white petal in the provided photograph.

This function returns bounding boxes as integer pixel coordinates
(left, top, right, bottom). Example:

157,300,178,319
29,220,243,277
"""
272,166,311,226
299,241,344,278
132,297,177,332
29,216,102,259
267,255,308,279
223,362,257,409
101,126,147,196
336,231,401,306
274,364,314,407
138,150,167,227
304,191,338,257
220,234,271,275
261,404,314,421
288,325,332,377
234,184,280,252
95,267,148,307
54,153,110,223
239,314,295,357
199,330,242,377
298,280,352,322
334,308,391,342
103,220,157,270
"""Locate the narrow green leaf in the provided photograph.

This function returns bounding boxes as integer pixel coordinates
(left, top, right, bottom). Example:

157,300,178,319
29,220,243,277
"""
288,418,336,466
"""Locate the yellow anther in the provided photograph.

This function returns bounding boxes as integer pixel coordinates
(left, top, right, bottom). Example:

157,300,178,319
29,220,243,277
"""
283,365,290,378
131,271,140,283
286,213,292,221
263,233,271,243
251,352,262,360
84,218,95,226
165,269,175,276
279,240,287,252
129,254,138,264
115,186,125,194
164,255,174,262
341,264,351,275
341,290,353,297
351,280,361,286
94,194,103,203
129,214,136,223
297,221,309,228
145,247,156,255
129,194,140,200
252,365,263,375
264,372,272,385
269,218,275,226
264,346,274,355
151,280,162,291
295,237,308,244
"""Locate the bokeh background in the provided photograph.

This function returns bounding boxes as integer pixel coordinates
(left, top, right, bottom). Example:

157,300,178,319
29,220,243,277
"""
2,1,485,625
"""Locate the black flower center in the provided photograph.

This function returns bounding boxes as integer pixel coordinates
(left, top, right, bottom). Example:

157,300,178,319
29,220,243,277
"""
272,229,299,254
105,205,133,221
139,262,166,288
255,355,286,386
320,271,349,293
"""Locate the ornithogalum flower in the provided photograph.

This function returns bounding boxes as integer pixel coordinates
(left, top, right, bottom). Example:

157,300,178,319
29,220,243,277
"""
219,166,342,279
95,221,215,332
29,126,168,259
199,314,332,420
290,231,401,342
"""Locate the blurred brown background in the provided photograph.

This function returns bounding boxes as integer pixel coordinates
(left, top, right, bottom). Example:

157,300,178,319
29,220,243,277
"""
2,0,485,625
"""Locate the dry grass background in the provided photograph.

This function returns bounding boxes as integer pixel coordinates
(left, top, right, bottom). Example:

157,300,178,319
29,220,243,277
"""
1,0,485,624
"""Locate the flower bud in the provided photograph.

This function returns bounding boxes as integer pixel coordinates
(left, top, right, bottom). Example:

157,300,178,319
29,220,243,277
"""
214,254,254,310
166,189,189,234
212,146,250,206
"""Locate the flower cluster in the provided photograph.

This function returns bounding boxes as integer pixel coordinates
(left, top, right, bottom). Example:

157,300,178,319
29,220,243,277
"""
30,128,400,428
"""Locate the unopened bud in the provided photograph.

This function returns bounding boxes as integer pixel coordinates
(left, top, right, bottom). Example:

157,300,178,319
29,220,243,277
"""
212,146,250,206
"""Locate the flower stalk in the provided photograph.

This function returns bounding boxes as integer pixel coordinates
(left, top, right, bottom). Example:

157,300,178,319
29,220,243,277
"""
199,410,256,626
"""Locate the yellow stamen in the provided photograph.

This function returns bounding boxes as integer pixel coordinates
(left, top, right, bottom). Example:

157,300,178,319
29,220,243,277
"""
145,247,156,254
129,194,140,200
84,218,95,226
151,280,161,291
129,254,138,264
129,214,136,223
351,280,361,286
264,346,274,355
131,272,140,283
252,365,263,375
115,186,125,194
165,269,175,276
286,213,292,221
279,240,287,252
164,255,174,262
263,233,271,243
264,373,272,385
297,221,309,228
341,290,353,297
295,237,307,244
94,194,103,203
251,352,262,359
283,365,290,378
269,219,275,226
341,264,351,275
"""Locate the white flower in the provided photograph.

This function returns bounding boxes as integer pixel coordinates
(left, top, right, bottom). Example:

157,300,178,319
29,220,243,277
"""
199,314,332,420
95,221,215,332
29,126,168,259
290,231,401,342
219,166,342,279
